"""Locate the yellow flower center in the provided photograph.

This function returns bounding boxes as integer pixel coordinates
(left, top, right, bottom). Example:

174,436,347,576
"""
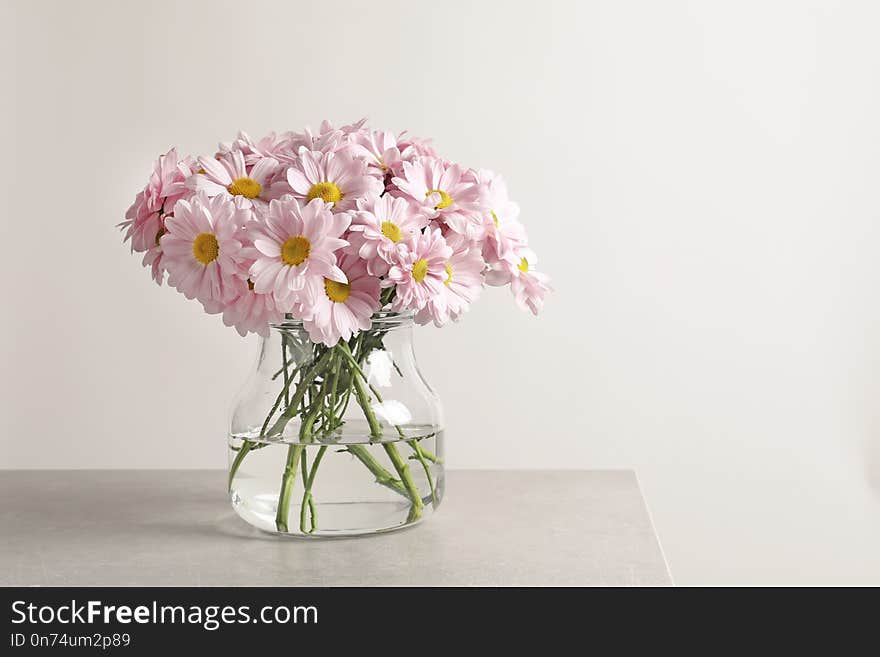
155,227,165,247
307,181,343,204
247,279,255,291
412,258,429,283
426,188,453,209
192,232,219,265
324,278,351,303
227,177,262,199
518,257,529,273
491,210,499,227
444,262,453,286
281,236,311,266
381,221,402,243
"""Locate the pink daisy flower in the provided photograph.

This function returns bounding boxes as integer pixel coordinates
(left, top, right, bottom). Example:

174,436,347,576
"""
120,148,194,283
141,244,167,286
387,227,452,313
416,239,486,326
300,254,381,347
396,133,439,158
391,157,483,239
348,195,428,276
287,129,341,157
286,119,367,158
284,149,382,213
486,247,553,315
339,117,370,134
247,197,351,304
472,169,528,266
351,129,406,176
189,150,280,210
160,193,250,307
218,131,297,167
121,148,193,253
222,281,283,337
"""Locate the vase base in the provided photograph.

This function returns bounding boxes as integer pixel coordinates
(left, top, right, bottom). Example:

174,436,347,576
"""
231,493,439,538
257,513,428,539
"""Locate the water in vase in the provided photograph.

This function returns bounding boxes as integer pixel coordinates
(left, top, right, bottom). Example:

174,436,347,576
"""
228,428,443,536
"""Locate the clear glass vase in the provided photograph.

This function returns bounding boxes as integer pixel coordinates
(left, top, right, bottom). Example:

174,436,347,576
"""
228,311,444,537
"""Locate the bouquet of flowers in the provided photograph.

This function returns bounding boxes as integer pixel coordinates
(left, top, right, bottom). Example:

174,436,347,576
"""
120,119,551,535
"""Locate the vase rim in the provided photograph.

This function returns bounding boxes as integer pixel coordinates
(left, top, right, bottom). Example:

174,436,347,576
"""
269,310,415,331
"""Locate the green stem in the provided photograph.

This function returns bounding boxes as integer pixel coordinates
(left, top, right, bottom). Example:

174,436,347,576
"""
234,335,298,496
411,442,442,464
345,444,408,496
302,356,342,526
339,342,435,509
259,364,303,437
348,356,382,441
265,349,334,437
228,439,254,492
300,446,327,534
275,444,303,532
271,356,304,381
270,332,309,379
288,381,323,534
327,355,342,425
383,441,423,519
281,334,291,407
380,287,396,307
408,439,436,509
347,350,423,520
299,447,311,530
337,344,371,389
273,342,331,533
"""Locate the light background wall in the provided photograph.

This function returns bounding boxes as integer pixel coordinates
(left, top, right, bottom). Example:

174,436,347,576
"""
2,0,880,585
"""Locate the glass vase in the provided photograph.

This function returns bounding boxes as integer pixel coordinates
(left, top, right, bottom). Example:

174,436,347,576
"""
228,311,444,537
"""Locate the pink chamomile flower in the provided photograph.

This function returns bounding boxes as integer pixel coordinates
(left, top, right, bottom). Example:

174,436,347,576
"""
299,254,381,347
221,282,283,337
396,133,439,158
189,149,280,210
119,148,194,284
391,157,483,239
120,148,193,253
338,118,370,134
351,129,407,176
472,169,528,266
284,149,382,213
160,193,250,307
416,241,485,327
218,131,297,167
486,247,552,315
348,195,428,276
248,197,351,304
286,119,367,158
141,242,168,286
386,227,453,313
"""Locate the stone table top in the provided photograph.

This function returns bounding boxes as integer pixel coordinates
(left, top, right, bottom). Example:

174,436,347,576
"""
0,469,671,586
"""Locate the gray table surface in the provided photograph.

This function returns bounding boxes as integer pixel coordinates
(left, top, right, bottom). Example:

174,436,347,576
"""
0,470,670,586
